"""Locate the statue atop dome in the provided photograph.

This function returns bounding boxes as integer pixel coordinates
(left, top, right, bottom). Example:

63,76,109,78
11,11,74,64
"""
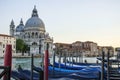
32,5,38,17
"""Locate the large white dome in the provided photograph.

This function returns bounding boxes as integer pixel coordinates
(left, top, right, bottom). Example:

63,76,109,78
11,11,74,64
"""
25,17,45,28
24,6,45,32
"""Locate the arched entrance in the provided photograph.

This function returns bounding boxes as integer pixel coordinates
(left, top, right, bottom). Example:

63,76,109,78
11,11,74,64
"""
30,42,39,54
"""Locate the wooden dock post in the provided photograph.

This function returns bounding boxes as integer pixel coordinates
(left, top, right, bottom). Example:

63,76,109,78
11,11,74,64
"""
107,50,110,80
53,49,55,74
101,50,105,80
44,43,49,80
4,44,12,80
59,50,61,69
31,54,33,80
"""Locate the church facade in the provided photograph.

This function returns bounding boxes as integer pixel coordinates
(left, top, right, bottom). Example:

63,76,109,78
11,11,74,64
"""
10,6,53,54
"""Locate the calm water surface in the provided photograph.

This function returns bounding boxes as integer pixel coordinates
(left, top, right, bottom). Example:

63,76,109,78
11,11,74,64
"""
0,56,99,70
0,56,109,80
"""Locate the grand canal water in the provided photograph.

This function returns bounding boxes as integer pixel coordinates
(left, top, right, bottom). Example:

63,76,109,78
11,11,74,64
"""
0,56,100,70
0,56,116,80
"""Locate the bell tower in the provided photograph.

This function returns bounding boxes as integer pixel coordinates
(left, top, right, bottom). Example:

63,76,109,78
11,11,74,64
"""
10,20,15,36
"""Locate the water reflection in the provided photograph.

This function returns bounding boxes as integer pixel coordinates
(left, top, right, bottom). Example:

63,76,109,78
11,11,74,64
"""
0,57,99,70
12,58,42,70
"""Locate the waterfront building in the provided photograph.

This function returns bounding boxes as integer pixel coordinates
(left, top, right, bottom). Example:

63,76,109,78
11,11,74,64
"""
9,6,53,54
72,41,82,50
98,46,114,56
54,41,98,56
55,41,115,57
83,41,98,56
55,43,71,49
115,47,120,60
0,34,16,57
71,41,98,56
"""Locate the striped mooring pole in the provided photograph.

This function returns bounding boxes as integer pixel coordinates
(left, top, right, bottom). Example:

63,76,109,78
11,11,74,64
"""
44,43,49,80
4,44,12,80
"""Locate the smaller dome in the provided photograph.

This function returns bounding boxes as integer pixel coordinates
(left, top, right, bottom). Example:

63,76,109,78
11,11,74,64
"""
16,25,24,32
16,19,24,32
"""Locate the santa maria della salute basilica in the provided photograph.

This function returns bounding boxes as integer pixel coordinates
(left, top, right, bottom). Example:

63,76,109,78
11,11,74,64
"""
9,6,53,54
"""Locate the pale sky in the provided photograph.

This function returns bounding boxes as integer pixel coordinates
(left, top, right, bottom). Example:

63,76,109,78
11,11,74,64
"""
0,0,120,47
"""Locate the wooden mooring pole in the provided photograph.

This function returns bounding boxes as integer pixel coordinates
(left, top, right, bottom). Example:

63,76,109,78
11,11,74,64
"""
107,50,110,80
44,43,49,80
53,50,55,74
4,44,12,80
101,50,105,80
31,54,33,80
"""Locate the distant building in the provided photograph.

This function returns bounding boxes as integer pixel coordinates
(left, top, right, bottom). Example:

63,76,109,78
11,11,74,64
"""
115,47,120,59
55,41,115,57
72,41,82,50
72,41,98,56
72,41,97,51
55,43,71,49
54,41,98,56
9,6,53,54
98,46,114,56
0,34,16,57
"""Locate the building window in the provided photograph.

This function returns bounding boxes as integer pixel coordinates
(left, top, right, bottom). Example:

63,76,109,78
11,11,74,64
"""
14,45,15,48
3,50,4,53
3,44,5,48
